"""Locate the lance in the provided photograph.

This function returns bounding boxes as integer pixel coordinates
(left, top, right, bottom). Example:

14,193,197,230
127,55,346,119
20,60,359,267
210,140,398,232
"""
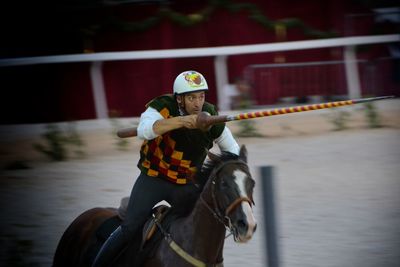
117,95,394,138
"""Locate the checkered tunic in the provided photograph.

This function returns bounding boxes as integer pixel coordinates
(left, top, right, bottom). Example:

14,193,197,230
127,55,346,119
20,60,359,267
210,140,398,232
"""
137,95,225,184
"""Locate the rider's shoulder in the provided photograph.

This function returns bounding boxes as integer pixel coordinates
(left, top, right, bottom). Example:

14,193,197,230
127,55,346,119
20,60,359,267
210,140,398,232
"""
145,94,175,109
202,101,218,116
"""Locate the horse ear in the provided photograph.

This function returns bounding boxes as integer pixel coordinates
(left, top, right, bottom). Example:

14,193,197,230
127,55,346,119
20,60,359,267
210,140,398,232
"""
239,145,248,163
207,151,221,163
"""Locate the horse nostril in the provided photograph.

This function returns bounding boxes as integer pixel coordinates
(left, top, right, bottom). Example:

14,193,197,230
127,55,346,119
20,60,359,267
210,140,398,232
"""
253,224,257,233
237,219,247,230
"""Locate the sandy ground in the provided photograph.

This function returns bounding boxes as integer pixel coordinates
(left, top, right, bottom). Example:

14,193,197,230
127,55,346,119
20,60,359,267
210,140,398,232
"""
0,99,399,267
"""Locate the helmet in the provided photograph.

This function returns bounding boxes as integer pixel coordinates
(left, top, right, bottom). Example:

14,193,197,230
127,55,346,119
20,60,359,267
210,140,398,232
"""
173,70,208,95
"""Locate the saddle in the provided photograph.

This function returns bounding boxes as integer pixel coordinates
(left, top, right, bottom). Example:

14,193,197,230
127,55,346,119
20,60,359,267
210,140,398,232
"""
96,197,171,246
87,197,171,265
141,204,171,249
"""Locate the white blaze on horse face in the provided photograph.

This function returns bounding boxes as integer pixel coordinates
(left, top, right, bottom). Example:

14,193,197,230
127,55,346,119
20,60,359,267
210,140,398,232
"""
233,169,257,241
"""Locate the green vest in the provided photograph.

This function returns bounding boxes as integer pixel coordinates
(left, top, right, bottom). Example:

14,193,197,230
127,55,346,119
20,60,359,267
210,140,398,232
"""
138,94,225,184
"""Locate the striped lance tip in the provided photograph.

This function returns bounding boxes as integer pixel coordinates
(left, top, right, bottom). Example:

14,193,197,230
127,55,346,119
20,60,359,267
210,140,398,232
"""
226,95,395,121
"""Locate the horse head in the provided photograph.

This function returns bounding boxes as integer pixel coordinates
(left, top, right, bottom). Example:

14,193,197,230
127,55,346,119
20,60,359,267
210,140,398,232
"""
201,145,257,243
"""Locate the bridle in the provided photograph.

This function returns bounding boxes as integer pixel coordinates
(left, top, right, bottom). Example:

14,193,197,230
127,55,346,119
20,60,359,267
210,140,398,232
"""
155,159,254,267
199,159,254,240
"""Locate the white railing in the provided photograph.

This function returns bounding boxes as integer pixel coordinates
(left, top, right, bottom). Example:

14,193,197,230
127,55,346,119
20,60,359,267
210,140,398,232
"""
1,34,398,116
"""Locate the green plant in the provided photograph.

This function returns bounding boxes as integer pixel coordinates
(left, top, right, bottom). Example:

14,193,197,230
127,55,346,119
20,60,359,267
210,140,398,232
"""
109,110,131,151
33,122,86,161
363,102,381,128
326,109,351,131
65,122,86,157
236,120,263,137
80,0,335,39
33,124,68,161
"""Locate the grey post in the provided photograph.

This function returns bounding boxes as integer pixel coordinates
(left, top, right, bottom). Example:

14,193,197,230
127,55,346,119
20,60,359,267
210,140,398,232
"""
261,166,280,267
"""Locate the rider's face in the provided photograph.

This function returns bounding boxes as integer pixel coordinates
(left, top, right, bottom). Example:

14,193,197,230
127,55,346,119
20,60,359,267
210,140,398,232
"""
177,91,205,115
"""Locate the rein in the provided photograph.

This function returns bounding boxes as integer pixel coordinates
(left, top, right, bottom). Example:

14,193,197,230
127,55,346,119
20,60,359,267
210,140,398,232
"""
155,219,224,267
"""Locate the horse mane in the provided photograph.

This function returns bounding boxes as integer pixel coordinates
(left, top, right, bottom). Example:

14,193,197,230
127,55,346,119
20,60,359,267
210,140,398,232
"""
168,151,240,218
195,151,240,187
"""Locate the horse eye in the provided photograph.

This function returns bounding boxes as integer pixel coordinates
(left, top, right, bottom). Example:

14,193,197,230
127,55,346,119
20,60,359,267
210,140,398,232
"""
250,180,255,188
221,180,228,187
248,181,255,191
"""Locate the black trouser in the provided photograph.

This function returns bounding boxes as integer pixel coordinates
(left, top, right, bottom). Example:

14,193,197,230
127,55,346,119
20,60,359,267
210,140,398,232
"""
121,172,199,238
92,173,199,267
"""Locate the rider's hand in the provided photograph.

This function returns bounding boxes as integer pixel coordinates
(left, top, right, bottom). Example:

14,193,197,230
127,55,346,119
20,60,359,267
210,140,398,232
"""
181,114,198,129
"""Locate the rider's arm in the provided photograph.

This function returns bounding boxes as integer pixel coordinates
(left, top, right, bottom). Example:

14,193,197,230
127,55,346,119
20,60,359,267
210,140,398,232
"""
215,127,240,155
137,107,163,140
137,107,197,140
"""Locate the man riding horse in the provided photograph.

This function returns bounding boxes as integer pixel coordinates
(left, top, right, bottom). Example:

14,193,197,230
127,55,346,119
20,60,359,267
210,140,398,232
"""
92,70,240,267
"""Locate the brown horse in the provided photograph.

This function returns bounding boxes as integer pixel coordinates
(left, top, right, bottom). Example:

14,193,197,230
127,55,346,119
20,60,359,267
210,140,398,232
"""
53,145,257,267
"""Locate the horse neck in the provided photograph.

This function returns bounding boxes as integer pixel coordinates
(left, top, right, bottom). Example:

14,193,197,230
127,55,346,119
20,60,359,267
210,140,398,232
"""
179,182,226,262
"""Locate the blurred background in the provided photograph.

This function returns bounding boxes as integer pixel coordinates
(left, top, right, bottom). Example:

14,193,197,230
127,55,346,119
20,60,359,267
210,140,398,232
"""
0,0,399,266
0,0,399,123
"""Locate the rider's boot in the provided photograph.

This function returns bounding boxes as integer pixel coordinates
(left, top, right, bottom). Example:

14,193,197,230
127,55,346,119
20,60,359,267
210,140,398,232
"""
92,226,127,267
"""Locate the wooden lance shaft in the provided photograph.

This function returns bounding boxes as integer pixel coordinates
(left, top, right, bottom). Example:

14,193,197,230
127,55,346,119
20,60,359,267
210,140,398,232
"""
117,95,394,138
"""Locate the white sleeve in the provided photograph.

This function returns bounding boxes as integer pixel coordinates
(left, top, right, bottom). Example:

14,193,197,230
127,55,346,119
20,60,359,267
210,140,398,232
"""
215,127,240,155
137,107,164,140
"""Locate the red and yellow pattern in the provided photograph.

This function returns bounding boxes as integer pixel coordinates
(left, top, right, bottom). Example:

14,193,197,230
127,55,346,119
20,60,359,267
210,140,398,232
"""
235,100,354,120
140,133,197,184
139,94,225,185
